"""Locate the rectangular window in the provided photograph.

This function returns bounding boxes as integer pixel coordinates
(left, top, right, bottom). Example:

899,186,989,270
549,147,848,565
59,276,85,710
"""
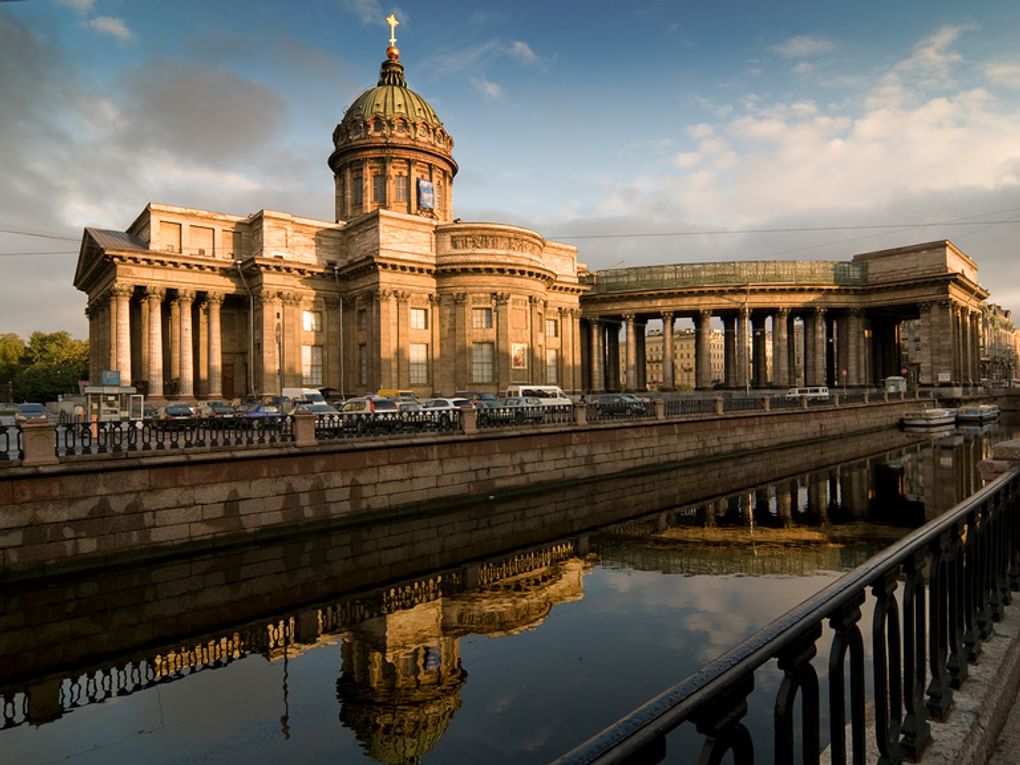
159,221,181,253
372,174,386,203
302,345,323,386
472,342,494,383
409,343,429,384
410,307,428,330
303,310,322,332
546,318,559,337
190,225,214,256
353,175,363,205
394,175,408,203
357,308,367,332
545,349,559,383
358,343,368,385
472,307,493,329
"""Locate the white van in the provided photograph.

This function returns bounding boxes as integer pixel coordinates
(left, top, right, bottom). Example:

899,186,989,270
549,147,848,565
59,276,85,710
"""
503,385,572,407
282,387,326,405
785,386,830,400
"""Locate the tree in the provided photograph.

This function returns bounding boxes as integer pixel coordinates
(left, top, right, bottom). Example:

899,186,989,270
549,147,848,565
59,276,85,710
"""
10,331,88,403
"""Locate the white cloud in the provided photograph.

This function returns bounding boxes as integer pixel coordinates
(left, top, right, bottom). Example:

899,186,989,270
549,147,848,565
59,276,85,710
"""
88,16,133,42
986,60,1020,88
893,24,973,87
472,77,504,100
509,40,538,64
772,34,835,59
687,123,714,140
673,152,700,169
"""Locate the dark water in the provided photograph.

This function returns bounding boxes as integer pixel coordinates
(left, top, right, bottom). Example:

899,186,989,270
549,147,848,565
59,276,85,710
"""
1,423,1016,764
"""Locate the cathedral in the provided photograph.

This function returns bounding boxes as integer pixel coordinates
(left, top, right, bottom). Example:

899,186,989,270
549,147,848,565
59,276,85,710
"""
74,30,588,401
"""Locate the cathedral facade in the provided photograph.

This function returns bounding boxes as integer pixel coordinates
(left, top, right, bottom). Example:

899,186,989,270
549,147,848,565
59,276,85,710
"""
74,40,588,401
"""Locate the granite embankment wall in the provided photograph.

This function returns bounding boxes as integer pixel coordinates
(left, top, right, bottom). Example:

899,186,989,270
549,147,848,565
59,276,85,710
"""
0,401,921,581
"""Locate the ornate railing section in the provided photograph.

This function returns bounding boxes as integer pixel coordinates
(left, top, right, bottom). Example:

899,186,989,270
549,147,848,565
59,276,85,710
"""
54,416,294,457
551,467,1020,765
0,391,946,467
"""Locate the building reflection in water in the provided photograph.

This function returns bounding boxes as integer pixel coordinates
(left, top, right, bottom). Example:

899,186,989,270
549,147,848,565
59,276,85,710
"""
0,424,1013,764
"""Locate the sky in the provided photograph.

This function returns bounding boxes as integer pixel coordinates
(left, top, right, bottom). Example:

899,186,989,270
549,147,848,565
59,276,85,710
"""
1,0,1020,340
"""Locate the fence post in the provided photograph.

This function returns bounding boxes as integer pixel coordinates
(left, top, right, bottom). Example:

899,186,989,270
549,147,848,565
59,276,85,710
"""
654,399,665,420
801,397,809,410
291,411,317,447
832,394,840,407
761,396,771,412
714,397,724,415
20,422,59,466
573,401,588,426
460,407,478,435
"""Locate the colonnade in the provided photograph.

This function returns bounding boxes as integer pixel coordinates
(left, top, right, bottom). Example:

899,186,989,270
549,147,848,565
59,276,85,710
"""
86,284,227,399
582,300,983,392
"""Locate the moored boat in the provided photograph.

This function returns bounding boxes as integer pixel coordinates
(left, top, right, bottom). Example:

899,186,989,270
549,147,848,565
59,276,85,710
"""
901,408,957,430
956,403,1000,423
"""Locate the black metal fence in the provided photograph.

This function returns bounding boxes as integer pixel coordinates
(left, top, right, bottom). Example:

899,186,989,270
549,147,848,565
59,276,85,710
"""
1,392,940,466
551,466,1020,765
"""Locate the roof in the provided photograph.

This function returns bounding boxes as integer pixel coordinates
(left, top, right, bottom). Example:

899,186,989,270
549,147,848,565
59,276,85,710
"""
84,227,148,252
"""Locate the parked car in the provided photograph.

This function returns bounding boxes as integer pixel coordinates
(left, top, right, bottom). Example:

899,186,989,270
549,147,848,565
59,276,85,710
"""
198,401,240,419
155,404,195,430
293,402,339,415
455,391,498,406
498,396,546,423
588,393,647,417
420,397,473,429
339,396,400,433
15,402,49,424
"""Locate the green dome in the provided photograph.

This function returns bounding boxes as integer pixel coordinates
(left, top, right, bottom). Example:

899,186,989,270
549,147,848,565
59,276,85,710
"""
331,50,455,163
344,59,444,128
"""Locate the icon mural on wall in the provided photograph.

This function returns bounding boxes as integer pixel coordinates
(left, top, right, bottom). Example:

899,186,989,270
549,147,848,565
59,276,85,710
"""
512,343,528,369
417,179,435,210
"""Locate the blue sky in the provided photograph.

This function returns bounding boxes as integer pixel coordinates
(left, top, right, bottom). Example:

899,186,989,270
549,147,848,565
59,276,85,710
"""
2,0,1020,338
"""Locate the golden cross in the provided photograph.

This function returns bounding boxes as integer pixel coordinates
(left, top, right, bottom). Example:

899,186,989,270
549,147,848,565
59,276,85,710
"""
386,14,399,46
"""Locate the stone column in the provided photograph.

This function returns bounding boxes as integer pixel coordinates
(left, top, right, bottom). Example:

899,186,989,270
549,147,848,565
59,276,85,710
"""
139,291,150,385
623,314,637,391
751,313,767,388
145,287,165,398
846,309,863,386
176,289,195,398
197,299,210,397
695,309,713,390
591,319,605,393
772,308,790,388
635,320,647,391
724,314,737,388
207,292,224,399
735,307,750,391
395,290,410,387
661,312,675,391
606,322,622,391
808,308,827,386
530,296,543,382
169,297,181,389
112,284,133,386
495,293,511,389
85,303,100,383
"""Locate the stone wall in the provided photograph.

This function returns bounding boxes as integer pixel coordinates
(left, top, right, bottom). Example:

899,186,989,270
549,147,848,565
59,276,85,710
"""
0,402,918,581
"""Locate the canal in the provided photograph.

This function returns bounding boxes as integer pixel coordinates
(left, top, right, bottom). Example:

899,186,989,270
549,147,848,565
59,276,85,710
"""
1,422,1016,764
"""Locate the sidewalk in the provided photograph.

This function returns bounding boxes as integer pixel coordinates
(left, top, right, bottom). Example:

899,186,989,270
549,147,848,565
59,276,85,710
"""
943,596,1020,765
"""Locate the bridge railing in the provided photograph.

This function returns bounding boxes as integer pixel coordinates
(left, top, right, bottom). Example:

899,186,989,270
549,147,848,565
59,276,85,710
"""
1,393,926,466
550,465,1020,765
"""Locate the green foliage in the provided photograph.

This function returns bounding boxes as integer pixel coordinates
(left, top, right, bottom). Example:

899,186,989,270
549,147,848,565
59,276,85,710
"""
2,331,88,403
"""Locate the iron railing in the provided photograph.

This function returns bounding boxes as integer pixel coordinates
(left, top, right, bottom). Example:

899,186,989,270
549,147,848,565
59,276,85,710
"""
551,466,1020,765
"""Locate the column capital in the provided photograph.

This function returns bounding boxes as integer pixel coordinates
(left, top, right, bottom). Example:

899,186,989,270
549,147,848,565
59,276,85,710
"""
813,306,827,317
427,293,441,305
697,308,713,321
145,286,166,302
621,312,635,322
660,310,674,322
176,289,196,303
205,291,225,306
393,290,411,303
111,283,133,299
492,292,511,306
774,306,790,318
